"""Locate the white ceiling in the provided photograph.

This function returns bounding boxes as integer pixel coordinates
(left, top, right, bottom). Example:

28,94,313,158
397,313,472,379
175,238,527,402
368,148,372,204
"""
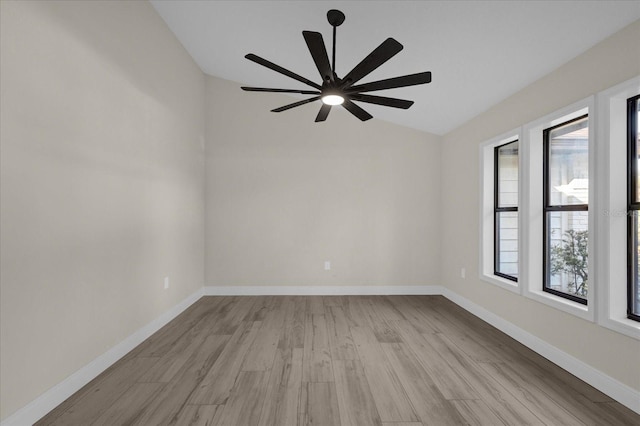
150,1,640,135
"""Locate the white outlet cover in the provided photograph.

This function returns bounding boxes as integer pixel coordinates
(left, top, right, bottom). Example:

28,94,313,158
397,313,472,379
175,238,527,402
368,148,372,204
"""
461,268,466,279
164,277,170,289
324,261,331,271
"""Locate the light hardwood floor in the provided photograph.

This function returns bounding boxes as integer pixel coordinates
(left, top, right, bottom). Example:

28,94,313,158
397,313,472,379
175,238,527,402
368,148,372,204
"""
36,296,639,425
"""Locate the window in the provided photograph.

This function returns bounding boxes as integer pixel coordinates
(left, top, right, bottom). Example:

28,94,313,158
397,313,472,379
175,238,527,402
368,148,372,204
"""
481,82,640,336
596,77,639,339
494,141,519,281
543,115,589,304
522,98,593,320
628,94,640,321
480,129,520,293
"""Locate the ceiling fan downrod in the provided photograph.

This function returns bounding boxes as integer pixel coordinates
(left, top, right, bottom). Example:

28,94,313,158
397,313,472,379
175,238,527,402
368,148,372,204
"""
327,9,345,78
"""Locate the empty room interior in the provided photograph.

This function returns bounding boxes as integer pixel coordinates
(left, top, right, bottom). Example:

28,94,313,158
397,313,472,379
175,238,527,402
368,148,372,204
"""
2,1,640,425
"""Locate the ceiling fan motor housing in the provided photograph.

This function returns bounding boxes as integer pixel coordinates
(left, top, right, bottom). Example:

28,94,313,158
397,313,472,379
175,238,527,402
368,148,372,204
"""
327,9,345,27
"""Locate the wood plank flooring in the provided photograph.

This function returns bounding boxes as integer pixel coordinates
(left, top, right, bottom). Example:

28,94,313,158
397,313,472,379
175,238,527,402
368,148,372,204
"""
35,296,640,426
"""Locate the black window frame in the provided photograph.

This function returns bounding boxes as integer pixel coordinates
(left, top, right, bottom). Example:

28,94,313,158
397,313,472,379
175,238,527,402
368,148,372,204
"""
627,94,640,322
543,114,589,305
494,140,519,282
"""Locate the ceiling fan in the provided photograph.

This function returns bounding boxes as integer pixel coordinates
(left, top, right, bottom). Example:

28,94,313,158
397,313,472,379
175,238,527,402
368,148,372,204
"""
241,9,432,122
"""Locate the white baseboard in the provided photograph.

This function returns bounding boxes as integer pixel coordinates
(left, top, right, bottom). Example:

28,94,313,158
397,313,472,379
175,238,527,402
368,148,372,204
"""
1,288,204,426
203,285,442,296
440,288,640,414
5,284,638,425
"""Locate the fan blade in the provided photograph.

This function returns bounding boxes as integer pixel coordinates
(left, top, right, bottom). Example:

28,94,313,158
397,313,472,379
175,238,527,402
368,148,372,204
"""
342,99,373,121
303,31,333,84
346,71,431,93
245,54,321,90
271,96,321,113
315,104,331,122
241,87,320,95
350,94,414,109
341,38,403,88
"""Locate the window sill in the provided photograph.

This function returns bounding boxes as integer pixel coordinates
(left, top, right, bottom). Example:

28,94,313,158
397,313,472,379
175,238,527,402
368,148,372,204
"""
480,272,520,294
524,288,593,322
599,316,640,341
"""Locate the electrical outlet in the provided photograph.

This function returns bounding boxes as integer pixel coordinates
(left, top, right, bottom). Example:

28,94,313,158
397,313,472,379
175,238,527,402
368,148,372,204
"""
460,268,466,279
164,276,170,289
324,261,331,271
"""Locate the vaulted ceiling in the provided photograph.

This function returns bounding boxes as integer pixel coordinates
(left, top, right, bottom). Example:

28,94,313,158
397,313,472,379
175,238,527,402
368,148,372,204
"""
151,1,640,135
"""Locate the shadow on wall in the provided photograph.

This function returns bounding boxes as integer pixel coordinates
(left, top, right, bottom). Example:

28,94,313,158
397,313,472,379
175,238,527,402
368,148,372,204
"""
5,1,205,181
39,1,194,115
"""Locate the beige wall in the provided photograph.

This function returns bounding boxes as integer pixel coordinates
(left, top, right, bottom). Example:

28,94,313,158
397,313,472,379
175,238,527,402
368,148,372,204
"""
0,1,205,420
2,0,638,421
205,76,441,287
441,21,640,391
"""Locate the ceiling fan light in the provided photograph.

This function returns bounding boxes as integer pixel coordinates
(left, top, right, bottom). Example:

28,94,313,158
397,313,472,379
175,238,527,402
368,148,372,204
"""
322,94,344,105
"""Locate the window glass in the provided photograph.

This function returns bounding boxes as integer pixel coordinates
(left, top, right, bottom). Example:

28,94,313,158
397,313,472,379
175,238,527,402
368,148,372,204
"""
629,95,640,320
544,116,588,304
548,117,589,206
495,140,518,280
496,211,518,278
546,211,589,300
630,212,640,317
636,100,640,202
497,142,519,207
